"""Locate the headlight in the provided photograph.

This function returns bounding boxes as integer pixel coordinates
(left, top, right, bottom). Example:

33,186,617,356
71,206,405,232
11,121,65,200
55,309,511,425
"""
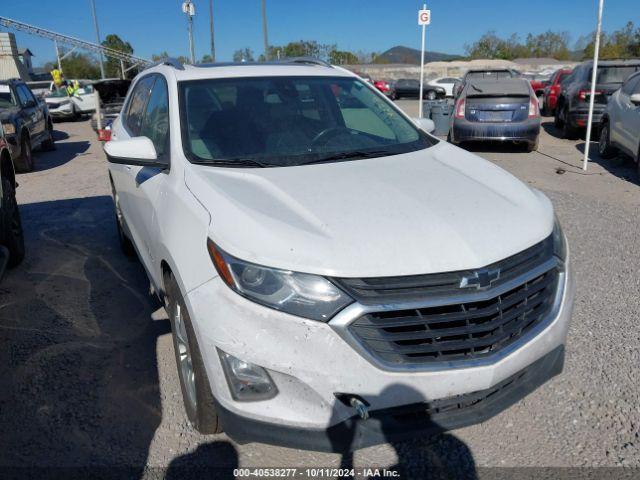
207,240,353,321
1,122,15,135
553,217,567,261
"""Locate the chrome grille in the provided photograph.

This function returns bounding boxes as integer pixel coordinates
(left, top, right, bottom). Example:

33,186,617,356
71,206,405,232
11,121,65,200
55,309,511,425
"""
339,237,561,366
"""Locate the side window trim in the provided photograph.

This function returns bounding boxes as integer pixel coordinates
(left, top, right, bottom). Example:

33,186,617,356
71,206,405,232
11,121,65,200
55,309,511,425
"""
140,75,171,164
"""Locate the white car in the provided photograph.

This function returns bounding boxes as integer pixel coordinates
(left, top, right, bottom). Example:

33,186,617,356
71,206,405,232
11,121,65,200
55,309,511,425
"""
44,81,99,120
105,58,574,451
427,76,460,97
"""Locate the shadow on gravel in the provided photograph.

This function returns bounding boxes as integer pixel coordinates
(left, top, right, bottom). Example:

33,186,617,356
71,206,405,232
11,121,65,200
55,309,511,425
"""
575,142,639,184
165,442,238,480
0,195,168,476
52,130,70,141
329,385,477,479
32,140,91,172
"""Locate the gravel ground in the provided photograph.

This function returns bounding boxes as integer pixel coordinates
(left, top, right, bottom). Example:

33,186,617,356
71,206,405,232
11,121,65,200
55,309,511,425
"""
0,111,639,479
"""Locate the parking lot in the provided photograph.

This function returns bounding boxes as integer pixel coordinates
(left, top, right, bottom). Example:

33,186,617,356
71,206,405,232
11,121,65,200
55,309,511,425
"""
1,106,639,477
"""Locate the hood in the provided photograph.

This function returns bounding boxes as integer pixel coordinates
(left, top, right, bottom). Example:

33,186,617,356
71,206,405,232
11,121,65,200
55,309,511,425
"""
185,142,554,278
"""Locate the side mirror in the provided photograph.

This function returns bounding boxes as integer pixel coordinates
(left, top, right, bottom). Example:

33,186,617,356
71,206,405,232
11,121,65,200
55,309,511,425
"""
630,93,640,106
104,137,166,168
414,117,435,133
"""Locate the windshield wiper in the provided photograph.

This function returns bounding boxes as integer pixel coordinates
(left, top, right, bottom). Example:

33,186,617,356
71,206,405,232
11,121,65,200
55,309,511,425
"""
195,158,272,168
471,84,484,93
302,150,391,165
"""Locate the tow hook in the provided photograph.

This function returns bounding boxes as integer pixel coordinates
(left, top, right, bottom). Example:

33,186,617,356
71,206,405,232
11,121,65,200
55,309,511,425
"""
349,397,370,420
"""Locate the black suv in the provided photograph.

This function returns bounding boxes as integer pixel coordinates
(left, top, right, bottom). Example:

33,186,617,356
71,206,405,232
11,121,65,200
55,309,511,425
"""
554,59,640,139
0,79,55,172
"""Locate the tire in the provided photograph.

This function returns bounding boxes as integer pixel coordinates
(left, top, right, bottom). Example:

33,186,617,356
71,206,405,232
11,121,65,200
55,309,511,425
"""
165,273,222,434
41,120,56,151
560,107,578,140
2,177,25,267
554,105,564,129
525,137,539,152
598,122,616,159
110,182,136,257
15,135,34,173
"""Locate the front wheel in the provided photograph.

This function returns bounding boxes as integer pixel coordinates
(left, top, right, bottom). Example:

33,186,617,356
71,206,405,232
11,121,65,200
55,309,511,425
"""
41,120,56,151
111,182,136,257
165,273,222,434
1,177,25,267
598,123,616,159
15,136,33,173
525,137,539,152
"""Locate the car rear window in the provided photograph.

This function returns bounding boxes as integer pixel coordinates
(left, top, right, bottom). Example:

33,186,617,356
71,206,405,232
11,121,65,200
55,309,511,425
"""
596,66,640,84
466,71,514,80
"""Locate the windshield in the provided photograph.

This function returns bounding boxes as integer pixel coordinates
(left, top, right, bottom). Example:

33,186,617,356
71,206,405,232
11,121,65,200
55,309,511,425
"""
596,66,640,84
49,88,69,98
0,85,16,108
179,76,434,167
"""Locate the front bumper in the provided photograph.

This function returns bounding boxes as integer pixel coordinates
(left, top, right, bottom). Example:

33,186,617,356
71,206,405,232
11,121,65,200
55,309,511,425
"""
47,103,74,119
452,118,540,144
185,256,574,451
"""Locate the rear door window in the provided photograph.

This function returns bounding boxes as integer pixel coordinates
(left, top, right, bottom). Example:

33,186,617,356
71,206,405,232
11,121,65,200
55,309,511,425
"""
125,76,155,136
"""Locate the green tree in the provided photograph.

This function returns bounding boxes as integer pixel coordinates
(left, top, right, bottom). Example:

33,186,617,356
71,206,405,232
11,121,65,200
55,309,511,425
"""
151,51,170,62
233,48,255,62
43,52,101,79
200,54,213,63
101,34,135,78
328,49,358,65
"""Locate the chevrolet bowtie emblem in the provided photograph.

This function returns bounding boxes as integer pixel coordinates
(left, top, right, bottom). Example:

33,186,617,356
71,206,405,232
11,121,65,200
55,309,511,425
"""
459,268,501,289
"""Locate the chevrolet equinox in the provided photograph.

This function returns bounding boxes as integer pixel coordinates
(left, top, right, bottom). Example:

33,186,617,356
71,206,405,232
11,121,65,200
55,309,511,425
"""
105,58,575,452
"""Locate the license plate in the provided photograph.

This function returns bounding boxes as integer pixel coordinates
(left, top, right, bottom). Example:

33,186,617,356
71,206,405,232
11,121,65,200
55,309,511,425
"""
477,110,513,122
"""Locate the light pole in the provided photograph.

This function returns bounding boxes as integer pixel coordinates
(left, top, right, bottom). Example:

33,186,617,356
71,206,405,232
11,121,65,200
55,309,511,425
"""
90,0,105,78
209,0,215,62
261,0,269,61
583,0,605,171
182,0,196,64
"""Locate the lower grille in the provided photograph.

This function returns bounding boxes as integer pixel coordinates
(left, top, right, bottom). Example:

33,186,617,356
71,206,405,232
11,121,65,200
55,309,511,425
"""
349,267,559,365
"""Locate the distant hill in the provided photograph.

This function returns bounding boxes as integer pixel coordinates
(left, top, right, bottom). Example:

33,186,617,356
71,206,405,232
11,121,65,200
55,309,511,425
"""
376,46,463,64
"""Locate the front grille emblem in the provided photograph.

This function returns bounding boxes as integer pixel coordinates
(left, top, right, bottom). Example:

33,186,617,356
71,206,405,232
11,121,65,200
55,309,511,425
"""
459,268,500,289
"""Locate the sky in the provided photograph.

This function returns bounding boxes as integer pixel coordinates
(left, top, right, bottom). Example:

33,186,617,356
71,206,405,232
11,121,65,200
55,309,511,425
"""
4,0,637,67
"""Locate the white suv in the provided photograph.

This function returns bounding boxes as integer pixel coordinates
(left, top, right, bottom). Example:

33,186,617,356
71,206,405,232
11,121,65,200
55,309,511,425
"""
105,58,574,451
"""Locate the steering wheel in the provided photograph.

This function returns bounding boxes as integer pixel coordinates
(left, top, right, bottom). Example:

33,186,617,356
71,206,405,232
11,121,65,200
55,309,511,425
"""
310,126,353,149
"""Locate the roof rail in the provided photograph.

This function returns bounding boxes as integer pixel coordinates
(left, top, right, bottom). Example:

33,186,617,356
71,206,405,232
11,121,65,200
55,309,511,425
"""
147,58,185,71
282,57,332,68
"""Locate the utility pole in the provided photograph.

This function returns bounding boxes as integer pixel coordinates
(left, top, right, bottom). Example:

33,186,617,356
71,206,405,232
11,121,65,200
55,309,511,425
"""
54,40,62,72
209,0,215,62
261,0,269,61
583,0,605,171
182,1,196,64
90,0,105,78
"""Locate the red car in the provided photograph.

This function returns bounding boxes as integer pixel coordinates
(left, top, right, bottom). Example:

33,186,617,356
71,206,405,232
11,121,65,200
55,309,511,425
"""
374,79,392,96
542,68,573,115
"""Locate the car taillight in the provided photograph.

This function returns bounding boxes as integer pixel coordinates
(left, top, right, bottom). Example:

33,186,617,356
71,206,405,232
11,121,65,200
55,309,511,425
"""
98,129,112,141
551,85,560,95
578,89,603,101
454,98,466,119
529,96,539,118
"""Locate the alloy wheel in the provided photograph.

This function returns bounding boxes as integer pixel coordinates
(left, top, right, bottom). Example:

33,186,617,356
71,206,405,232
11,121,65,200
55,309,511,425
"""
173,302,197,412
598,126,608,155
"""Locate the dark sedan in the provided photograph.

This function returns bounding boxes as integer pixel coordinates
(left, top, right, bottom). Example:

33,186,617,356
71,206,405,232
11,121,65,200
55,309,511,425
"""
449,78,541,151
389,79,445,100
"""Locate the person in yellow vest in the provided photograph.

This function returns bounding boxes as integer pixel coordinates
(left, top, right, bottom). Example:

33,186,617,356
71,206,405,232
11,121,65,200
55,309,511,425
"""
51,69,63,88
66,80,80,97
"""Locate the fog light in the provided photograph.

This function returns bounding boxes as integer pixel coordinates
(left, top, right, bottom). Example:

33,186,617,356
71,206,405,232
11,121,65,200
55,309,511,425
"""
218,350,277,401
